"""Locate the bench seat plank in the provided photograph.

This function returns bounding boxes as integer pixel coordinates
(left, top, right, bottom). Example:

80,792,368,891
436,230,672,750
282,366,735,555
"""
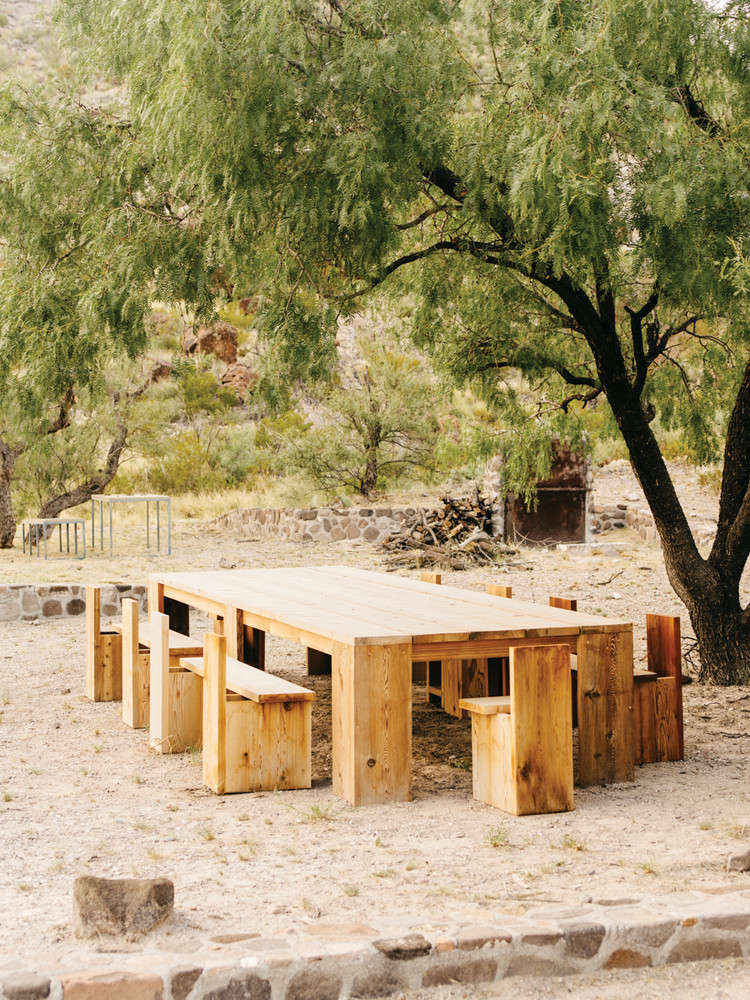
181,655,315,704
112,621,203,656
458,696,511,716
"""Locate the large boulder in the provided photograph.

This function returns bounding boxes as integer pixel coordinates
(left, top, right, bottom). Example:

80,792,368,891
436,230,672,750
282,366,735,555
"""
182,321,238,364
73,875,174,940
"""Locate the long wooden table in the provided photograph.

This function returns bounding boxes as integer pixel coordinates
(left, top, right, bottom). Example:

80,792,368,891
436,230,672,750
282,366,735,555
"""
148,566,634,805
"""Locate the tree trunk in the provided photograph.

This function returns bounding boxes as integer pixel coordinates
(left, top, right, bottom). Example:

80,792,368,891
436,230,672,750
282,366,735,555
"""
689,592,750,685
0,441,23,548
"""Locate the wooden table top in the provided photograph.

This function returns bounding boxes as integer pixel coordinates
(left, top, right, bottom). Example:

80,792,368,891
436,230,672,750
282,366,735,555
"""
151,566,631,648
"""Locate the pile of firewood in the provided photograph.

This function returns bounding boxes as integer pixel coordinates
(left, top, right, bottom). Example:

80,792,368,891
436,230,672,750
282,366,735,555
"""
382,491,515,569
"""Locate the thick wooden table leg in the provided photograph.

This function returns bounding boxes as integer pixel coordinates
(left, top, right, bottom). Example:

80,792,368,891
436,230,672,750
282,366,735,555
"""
577,629,634,786
332,641,412,806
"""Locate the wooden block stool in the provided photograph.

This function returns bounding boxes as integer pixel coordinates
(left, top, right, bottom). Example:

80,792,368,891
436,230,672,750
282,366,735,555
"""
201,632,314,794
634,614,683,764
85,585,123,702
149,612,203,754
121,599,204,730
460,644,574,815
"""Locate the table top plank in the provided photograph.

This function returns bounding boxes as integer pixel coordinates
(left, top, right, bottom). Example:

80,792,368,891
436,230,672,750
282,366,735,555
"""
151,566,629,647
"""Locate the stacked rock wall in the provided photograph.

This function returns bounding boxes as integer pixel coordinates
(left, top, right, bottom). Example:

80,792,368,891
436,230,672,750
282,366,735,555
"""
215,505,437,545
0,584,147,623
590,502,716,549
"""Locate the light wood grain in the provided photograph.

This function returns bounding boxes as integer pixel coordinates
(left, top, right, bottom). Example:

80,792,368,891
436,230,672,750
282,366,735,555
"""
462,645,574,815
332,640,412,805
85,586,122,702
487,584,512,598
647,614,684,760
577,630,634,786
149,612,202,755
121,598,149,729
203,632,227,794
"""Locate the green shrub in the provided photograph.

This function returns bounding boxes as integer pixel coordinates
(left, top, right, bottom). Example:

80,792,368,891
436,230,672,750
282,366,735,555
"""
148,431,228,494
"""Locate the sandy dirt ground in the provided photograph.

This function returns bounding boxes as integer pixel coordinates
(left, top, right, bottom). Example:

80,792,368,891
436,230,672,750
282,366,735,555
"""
1,461,749,982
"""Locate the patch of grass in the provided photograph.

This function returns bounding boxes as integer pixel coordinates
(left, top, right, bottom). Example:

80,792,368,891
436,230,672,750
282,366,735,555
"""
132,773,144,785
185,744,201,766
727,822,748,840
561,834,586,851
92,744,103,754
145,848,165,861
448,756,472,771
199,822,216,842
485,825,509,848
237,812,250,822
297,800,338,822
3,791,13,802
372,868,396,879
165,804,179,813
343,883,359,896
698,820,713,831
636,857,657,875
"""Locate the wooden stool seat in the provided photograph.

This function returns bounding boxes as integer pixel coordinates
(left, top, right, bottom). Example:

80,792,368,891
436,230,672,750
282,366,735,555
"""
460,644,574,815
633,615,683,765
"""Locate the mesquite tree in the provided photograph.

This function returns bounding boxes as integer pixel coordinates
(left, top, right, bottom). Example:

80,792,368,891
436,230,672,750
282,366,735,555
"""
7,0,750,680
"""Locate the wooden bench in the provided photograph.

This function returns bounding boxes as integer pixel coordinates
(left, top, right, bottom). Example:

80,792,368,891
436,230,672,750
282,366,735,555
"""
460,644,574,815
634,614,683,764
85,585,123,702
120,597,203,729
174,626,316,794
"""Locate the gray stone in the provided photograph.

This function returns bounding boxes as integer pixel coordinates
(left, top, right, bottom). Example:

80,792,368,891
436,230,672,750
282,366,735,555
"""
298,510,317,521
285,969,342,1000
727,846,750,871
195,973,271,1000
66,598,86,616
520,932,563,948
422,959,497,987
505,956,577,977
73,875,174,940
350,970,403,998
169,967,202,1000
456,926,512,951
667,937,742,963
704,913,750,931
363,527,380,542
562,924,606,958
42,600,62,617
0,595,20,622
22,593,40,613
1,973,51,999
374,933,432,961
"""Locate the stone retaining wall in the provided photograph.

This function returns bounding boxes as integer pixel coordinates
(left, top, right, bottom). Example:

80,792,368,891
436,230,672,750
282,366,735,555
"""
2,889,749,999
0,584,147,624
214,505,438,545
590,502,716,549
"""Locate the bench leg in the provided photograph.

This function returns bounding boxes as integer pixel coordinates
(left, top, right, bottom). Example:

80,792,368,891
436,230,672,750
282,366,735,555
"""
332,640,412,805
224,699,312,793
203,632,227,794
577,630,634,786
85,585,122,702
122,598,149,729
150,612,201,754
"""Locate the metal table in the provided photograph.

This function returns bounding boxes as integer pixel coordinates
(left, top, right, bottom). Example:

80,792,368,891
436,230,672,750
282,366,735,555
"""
91,494,171,556
22,518,86,559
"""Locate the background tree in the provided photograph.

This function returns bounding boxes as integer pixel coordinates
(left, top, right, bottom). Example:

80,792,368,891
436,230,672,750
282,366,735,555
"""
290,334,442,497
7,0,750,680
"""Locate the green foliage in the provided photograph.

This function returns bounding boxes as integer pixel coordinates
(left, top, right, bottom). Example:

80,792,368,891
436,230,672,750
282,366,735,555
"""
148,430,227,495
288,336,443,497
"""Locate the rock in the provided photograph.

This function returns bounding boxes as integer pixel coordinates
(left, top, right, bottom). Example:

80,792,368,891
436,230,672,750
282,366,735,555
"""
182,321,238,363
73,875,174,940
374,933,432,960
727,846,750,871
221,362,258,399
1,972,51,999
